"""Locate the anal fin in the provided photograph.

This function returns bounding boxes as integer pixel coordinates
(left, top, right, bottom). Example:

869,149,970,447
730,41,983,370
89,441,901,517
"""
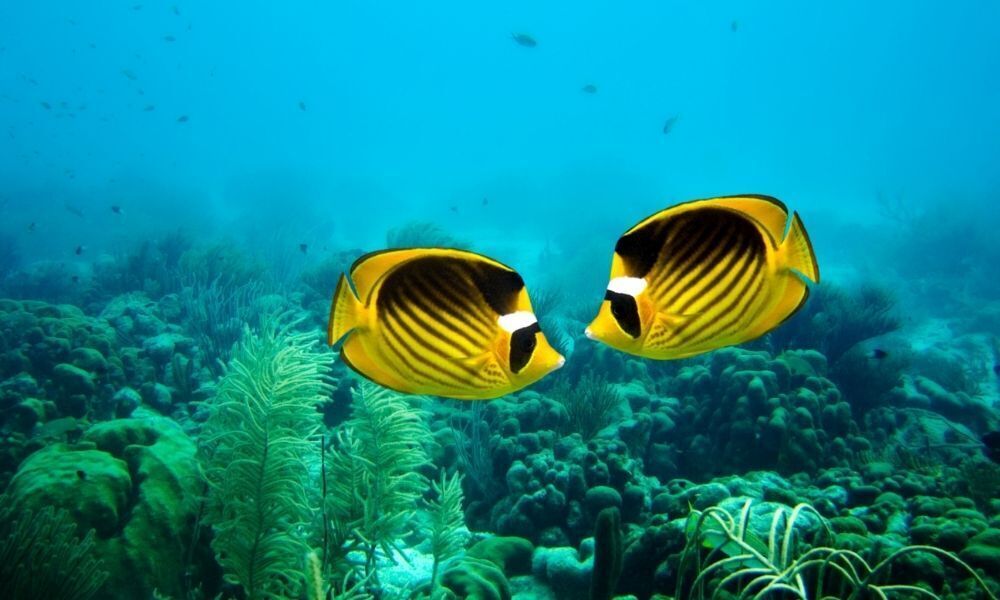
340,335,413,394
748,274,810,340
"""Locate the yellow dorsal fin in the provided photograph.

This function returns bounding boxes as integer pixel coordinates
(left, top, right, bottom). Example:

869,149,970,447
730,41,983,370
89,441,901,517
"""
699,195,790,247
618,195,790,259
348,247,515,304
348,248,429,304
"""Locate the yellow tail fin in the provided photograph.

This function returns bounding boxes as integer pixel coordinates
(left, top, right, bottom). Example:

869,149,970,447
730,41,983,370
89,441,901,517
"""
328,274,364,345
781,212,819,283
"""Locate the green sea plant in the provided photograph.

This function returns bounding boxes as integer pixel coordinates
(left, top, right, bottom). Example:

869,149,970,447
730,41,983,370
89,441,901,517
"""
770,282,901,363
200,319,332,600
530,286,566,321
0,493,108,600
426,471,467,593
178,241,262,289
957,458,1000,512
675,499,997,600
180,275,265,375
451,401,502,504
90,230,191,300
551,372,622,440
385,221,469,249
325,382,431,584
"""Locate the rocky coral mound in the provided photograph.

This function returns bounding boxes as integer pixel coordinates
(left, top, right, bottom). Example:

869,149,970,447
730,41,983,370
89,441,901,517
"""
5,411,209,599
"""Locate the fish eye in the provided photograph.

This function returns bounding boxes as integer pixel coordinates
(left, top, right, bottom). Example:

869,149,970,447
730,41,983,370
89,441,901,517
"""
509,323,541,374
604,290,641,339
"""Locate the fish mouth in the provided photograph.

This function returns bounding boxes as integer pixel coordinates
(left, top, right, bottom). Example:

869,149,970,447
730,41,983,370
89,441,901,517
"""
555,355,566,370
584,327,596,340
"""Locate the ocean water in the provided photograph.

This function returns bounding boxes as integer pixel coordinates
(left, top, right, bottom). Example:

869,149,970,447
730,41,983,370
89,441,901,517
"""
1,1,999,599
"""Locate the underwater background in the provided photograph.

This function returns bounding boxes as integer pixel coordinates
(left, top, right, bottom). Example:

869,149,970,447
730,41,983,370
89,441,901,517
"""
2,1,1000,599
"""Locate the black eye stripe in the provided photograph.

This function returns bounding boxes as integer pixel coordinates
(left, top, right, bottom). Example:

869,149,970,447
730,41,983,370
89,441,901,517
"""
520,322,541,336
604,290,641,339
508,322,541,374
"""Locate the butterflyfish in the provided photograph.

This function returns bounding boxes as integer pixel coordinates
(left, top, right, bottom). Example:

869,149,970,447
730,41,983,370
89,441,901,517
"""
585,195,819,360
328,248,565,400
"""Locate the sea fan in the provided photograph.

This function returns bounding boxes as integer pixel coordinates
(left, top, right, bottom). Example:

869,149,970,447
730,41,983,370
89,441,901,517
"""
325,382,431,582
426,471,466,590
0,494,107,600
385,221,470,249
201,318,332,600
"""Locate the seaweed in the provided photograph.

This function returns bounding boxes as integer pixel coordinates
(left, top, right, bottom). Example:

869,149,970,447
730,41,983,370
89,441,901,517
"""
0,493,108,600
426,471,466,593
551,372,622,440
385,221,470,249
675,499,997,600
200,318,332,600
770,281,901,363
324,382,431,586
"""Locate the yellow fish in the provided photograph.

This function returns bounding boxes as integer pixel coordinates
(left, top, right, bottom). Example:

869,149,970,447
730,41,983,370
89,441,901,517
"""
328,248,565,400
585,195,819,359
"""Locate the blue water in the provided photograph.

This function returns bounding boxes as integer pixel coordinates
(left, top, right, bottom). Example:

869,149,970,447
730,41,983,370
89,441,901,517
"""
4,1,999,268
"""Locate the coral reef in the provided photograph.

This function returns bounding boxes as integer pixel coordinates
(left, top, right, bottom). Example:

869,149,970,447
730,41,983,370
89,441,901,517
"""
2,215,999,600
5,412,205,599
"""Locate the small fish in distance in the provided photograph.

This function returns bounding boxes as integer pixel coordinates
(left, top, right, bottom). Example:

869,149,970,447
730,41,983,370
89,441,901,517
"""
75,245,85,255
298,100,307,111
581,84,598,94
511,33,537,47
871,348,888,359
111,205,123,214
177,115,188,123
299,243,308,254
663,115,679,135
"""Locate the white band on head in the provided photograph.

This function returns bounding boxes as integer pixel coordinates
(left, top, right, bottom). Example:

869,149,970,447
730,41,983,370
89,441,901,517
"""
498,311,537,332
607,276,647,297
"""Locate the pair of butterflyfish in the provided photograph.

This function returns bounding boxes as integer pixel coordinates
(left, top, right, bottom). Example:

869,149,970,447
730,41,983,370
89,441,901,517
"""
328,195,819,400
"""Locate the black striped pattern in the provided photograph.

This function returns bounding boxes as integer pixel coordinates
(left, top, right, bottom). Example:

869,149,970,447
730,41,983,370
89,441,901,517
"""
640,208,771,352
372,256,513,392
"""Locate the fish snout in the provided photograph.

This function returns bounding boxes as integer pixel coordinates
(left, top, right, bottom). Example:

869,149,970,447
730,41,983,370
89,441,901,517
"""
584,327,596,340
555,355,566,370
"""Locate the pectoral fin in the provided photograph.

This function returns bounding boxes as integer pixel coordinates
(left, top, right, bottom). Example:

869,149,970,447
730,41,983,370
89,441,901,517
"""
645,311,701,351
457,351,509,391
